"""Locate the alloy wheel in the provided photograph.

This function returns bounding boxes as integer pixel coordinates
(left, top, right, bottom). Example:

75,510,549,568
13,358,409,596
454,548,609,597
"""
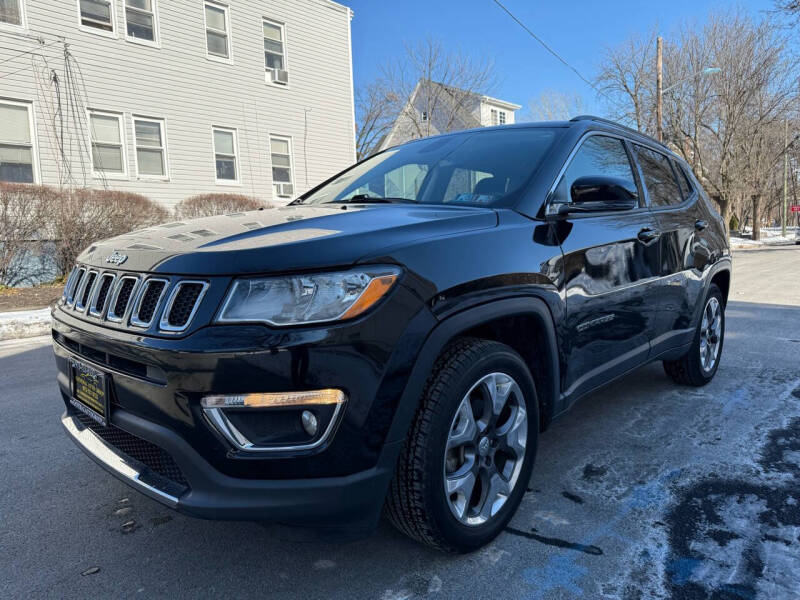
443,372,528,526
699,296,722,373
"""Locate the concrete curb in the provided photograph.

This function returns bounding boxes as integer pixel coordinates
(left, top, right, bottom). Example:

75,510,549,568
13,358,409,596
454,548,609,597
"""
0,308,51,342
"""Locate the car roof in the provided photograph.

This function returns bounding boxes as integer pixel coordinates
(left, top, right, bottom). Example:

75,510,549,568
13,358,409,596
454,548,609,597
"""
387,116,681,162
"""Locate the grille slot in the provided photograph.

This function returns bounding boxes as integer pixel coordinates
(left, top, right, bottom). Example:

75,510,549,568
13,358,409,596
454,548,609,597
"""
160,281,208,332
73,411,189,489
131,279,167,327
89,273,115,317
107,277,138,322
76,271,98,311
63,267,81,303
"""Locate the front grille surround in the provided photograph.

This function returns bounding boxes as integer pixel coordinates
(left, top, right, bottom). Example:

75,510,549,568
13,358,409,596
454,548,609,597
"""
61,265,209,335
75,270,98,312
130,278,169,328
63,266,82,304
106,276,141,323
159,280,209,333
88,273,116,318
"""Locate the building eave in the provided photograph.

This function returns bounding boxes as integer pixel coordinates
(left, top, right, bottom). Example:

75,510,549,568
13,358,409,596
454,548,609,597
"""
480,95,522,111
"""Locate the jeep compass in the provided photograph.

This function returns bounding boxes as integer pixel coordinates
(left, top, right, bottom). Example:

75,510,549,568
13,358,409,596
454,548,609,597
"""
53,116,731,552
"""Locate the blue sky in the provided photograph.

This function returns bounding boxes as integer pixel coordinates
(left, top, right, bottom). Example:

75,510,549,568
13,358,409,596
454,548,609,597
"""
346,0,776,118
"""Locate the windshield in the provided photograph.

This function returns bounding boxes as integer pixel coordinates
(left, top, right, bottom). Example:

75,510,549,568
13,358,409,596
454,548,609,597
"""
296,128,561,208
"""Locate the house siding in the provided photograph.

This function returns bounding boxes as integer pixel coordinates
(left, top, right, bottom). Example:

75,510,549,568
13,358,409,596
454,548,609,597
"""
0,0,355,208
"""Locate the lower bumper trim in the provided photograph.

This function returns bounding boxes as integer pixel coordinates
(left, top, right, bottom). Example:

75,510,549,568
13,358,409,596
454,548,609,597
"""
62,412,180,507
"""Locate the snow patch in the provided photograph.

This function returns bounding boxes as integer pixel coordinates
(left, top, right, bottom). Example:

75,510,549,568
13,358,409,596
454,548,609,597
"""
0,308,51,341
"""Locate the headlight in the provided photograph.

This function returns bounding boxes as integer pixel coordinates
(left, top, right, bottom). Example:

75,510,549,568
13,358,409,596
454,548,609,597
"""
217,267,401,326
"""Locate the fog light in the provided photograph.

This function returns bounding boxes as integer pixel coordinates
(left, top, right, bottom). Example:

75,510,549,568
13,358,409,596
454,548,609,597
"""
301,410,318,437
200,389,346,453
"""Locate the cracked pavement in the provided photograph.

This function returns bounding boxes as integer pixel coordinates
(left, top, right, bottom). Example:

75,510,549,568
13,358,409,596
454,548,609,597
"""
1,246,799,599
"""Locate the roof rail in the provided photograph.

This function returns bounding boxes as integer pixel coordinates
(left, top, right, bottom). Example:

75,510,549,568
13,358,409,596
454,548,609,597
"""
569,115,669,149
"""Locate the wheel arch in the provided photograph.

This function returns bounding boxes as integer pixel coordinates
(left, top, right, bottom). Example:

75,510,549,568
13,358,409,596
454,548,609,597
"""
710,268,731,306
385,296,561,445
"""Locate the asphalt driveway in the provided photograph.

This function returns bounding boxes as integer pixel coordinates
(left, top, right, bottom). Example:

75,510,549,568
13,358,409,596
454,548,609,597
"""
2,246,799,599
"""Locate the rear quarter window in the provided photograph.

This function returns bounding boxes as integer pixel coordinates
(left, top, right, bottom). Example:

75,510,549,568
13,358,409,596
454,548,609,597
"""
634,145,684,208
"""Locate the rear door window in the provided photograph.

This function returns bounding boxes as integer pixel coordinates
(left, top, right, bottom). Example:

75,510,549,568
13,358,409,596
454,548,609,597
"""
634,145,684,207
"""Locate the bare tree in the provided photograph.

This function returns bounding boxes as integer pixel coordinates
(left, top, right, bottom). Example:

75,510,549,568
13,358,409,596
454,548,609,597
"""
355,81,397,160
355,39,495,158
775,0,800,24
596,28,659,134
596,12,799,237
526,90,586,121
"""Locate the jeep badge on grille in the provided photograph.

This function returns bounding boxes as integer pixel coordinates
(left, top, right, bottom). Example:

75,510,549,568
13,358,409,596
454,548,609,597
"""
105,251,128,266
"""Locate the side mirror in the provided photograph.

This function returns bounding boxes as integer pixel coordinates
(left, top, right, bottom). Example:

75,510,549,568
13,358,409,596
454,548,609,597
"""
556,176,638,214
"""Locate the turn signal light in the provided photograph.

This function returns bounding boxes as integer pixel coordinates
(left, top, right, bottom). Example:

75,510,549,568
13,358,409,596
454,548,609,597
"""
201,389,345,409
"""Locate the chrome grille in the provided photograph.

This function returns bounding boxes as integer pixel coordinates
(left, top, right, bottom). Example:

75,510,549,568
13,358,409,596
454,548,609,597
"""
62,265,208,334
89,273,115,317
67,267,86,306
160,281,208,332
76,271,98,312
107,276,139,322
131,279,167,328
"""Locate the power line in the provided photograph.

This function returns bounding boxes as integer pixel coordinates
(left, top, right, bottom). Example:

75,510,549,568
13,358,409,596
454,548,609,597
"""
0,39,62,67
491,0,604,96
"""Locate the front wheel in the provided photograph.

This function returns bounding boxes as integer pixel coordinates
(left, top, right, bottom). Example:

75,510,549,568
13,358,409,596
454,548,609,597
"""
385,338,538,553
663,283,725,386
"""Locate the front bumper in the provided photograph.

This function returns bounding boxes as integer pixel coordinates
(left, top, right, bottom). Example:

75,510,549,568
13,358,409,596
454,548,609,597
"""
52,281,435,525
61,408,400,525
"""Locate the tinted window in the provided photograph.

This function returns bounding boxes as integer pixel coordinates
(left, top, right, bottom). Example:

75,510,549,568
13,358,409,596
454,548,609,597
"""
298,128,560,208
634,145,683,207
443,168,494,203
553,135,636,204
673,161,695,200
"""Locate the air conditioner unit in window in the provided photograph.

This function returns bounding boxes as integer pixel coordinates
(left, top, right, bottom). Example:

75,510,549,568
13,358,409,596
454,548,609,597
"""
275,183,294,198
271,69,289,85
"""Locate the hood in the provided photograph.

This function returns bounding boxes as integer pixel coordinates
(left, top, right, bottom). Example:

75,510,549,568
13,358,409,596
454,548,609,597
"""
77,204,498,275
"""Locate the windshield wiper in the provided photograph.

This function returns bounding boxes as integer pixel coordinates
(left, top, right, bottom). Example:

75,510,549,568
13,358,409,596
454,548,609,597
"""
332,194,415,204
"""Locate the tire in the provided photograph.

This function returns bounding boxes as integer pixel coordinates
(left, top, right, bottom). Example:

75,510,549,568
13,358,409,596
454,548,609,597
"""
385,338,539,553
663,283,725,386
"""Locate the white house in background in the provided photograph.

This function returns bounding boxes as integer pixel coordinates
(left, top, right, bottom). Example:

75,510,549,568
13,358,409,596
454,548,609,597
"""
0,0,356,208
377,79,521,152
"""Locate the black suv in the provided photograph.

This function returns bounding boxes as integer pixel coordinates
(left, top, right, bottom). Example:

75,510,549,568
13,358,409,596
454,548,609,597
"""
53,116,730,552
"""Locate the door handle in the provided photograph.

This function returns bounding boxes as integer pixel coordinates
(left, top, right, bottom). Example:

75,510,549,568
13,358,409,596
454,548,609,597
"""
695,219,708,231
637,228,661,243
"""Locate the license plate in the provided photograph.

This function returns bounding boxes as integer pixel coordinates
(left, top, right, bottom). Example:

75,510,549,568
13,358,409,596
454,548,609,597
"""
70,359,109,426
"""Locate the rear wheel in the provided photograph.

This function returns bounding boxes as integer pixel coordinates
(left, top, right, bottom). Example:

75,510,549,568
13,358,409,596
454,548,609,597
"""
385,338,538,553
663,283,725,386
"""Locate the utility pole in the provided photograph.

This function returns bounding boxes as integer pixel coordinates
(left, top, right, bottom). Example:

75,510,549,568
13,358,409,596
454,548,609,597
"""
782,119,788,237
656,36,663,143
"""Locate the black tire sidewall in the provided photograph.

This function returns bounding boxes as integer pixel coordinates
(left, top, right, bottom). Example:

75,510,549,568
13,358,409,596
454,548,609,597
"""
423,344,539,551
689,284,725,383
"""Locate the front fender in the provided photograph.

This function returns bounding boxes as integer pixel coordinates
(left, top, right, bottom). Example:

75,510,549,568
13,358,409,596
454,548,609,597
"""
383,295,561,446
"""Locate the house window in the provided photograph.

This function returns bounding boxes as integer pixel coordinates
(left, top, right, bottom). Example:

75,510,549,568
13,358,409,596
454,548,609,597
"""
498,111,506,125
133,117,167,177
125,0,157,43
270,136,293,198
263,19,286,78
79,0,115,32
0,100,36,183
89,111,126,176
213,127,238,182
0,0,24,26
204,2,230,60
490,109,498,126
